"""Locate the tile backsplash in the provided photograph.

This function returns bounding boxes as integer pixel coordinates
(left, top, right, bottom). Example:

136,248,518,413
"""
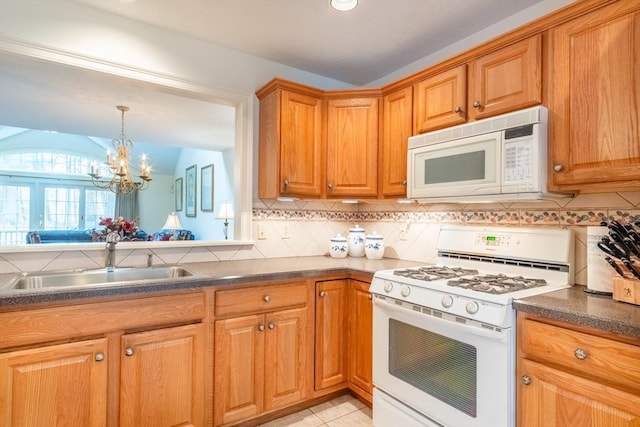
2,191,639,287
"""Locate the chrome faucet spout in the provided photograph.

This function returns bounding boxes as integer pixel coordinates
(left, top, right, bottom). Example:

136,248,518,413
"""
105,231,120,270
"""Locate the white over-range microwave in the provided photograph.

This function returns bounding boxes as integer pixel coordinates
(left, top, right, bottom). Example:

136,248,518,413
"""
407,106,572,203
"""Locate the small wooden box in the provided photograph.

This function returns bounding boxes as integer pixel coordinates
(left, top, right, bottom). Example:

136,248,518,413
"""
612,277,640,306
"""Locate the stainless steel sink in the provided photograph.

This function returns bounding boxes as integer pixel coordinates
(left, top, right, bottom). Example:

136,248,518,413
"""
3,266,197,290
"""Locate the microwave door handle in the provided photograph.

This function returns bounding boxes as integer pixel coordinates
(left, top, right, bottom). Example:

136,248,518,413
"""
373,297,506,341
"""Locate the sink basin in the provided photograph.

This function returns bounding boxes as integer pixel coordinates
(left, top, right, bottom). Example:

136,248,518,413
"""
4,266,197,290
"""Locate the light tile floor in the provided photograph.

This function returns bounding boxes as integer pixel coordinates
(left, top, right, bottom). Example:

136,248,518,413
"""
259,394,372,427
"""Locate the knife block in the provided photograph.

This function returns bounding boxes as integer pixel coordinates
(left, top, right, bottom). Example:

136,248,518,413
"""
612,277,640,305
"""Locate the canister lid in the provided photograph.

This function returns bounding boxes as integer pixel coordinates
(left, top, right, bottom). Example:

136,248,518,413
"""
366,231,383,240
349,224,365,233
331,233,347,242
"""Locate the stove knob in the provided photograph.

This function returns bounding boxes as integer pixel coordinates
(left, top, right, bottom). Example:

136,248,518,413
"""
466,301,480,315
400,286,411,297
441,295,454,308
383,282,393,293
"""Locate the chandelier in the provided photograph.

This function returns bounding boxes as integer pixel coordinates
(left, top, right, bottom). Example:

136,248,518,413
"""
88,105,152,194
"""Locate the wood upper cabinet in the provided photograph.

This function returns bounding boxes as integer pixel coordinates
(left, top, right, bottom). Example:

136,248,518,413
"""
120,323,205,427
413,35,541,134
547,1,640,191
381,86,413,197
326,96,379,198
517,313,640,427
413,65,467,133
468,35,541,120
347,279,373,401
0,338,108,427
258,82,324,199
214,282,310,426
315,279,348,389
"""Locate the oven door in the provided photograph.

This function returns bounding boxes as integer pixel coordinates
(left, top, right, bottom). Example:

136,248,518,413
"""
407,131,502,199
372,296,514,427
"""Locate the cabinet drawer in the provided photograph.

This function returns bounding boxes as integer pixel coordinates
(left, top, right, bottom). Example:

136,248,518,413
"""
215,282,307,318
520,318,640,392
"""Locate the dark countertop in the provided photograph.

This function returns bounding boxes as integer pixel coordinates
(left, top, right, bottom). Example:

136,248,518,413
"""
0,256,423,309
3,256,638,341
514,286,640,339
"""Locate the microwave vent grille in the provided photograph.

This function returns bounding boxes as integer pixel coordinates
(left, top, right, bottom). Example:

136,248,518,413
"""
409,106,545,149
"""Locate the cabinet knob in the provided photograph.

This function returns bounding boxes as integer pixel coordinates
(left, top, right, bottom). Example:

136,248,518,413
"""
95,352,105,362
454,106,463,114
327,182,333,190
264,295,271,302
521,375,532,386
553,164,564,172
473,100,482,108
124,347,134,357
574,348,588,360
402,180,407,186
258,324,265,332
319,291,326,298
268,322,275,329
284,178,289,187
368,294,373,300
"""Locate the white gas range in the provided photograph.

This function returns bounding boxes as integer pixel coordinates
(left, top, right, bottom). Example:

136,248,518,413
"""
370,225,574,427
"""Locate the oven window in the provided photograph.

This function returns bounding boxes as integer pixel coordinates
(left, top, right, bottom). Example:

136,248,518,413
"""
388,319,477,417
424,150,485,184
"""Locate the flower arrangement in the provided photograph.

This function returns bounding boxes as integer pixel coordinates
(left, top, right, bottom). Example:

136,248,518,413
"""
93,216,139,241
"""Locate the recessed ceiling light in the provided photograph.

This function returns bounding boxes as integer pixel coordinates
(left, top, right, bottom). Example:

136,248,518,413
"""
330,0,358,12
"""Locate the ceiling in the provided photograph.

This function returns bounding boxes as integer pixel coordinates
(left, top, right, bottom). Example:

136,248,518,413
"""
74,0,555,86
0,0,571,174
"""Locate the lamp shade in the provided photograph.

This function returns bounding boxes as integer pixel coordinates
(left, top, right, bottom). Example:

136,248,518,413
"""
162,212,182,230
216,202,234,220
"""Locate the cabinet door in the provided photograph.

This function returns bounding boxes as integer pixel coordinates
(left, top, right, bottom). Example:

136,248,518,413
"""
214,314,265,426
469,35,541,120
315,279,347,389
280,90,325,197
348,279,373,399
548,3,640,190
120,323,205,427
264,307,308,411
413,65,467,133
518,359,640,427
0,338,108,427
382,87,412,197
326,97,379,198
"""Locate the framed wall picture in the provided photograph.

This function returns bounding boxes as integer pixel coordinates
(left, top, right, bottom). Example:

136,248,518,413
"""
185,164,197,217
175,177,183,211
201,164,214,212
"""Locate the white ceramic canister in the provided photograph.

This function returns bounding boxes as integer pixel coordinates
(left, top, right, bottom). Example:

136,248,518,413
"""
365,232,385,260
347,224,366,257
329,234,348,258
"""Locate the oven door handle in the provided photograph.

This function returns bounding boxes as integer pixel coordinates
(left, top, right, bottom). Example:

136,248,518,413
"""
374,297,508,341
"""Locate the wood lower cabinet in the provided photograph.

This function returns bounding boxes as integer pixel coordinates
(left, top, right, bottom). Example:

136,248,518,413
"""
315,279,348,390
347,279,373,401
213,282,310,426
517,312,640,427
547,1,640,191
0,338,108,427
120,323,205,427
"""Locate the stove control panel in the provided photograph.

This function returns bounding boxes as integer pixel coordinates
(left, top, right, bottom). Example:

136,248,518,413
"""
475,234,513,248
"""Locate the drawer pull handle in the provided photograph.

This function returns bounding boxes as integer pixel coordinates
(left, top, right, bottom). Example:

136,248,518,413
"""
124,347,134,357
574,348,588,360
521,375,531,386
264,295,271,302
95,352,105,362
258,324,265,332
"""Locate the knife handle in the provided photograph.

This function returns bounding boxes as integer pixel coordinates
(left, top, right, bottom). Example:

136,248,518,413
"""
605,256,626,277
622,258,640,280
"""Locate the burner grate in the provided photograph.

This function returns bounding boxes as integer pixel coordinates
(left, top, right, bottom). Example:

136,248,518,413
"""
447,274,547,294
393,266,479,281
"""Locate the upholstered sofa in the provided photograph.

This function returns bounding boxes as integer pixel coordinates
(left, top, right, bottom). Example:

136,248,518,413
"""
150,229,194,241
26,230,148,244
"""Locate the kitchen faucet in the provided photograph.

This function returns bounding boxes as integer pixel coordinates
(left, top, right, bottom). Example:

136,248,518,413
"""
105,231,121,271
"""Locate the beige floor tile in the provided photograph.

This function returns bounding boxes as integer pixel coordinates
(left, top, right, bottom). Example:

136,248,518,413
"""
309,394,366,423
260,408,325,427
326,408,373,427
